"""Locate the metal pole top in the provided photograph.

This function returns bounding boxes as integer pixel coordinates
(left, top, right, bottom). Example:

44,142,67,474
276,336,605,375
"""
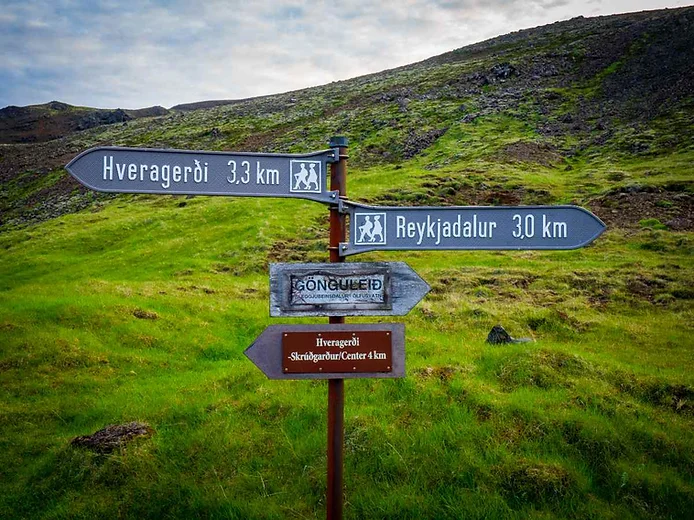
329,136,349,148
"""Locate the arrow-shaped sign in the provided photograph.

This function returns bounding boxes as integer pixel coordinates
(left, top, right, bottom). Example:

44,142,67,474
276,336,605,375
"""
340,201,606,256
245,323,405,380
66,146,339,203
269,262,430,317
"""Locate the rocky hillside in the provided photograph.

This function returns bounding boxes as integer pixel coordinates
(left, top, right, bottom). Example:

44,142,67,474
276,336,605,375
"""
0,101,169,144
0,6,692,229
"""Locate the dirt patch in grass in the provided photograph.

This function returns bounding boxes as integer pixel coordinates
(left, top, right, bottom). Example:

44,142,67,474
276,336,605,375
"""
496,349,592,391
432,179,554,206
267,238,328,263
133,308,159,320
473,403,495,422
610,371,694,416
560,271,616,306
560,269,693,307
495,412,551,447
496,459,577,506
589,186,694,230
267,214,328,263
235,126,288,152
427,270,537,301
624,274,668,302
413,364,470,382
493,141,566,167
71,422,154,453
370,178,554,207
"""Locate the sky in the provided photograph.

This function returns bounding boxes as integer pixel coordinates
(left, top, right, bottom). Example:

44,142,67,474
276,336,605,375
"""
0,0,690,109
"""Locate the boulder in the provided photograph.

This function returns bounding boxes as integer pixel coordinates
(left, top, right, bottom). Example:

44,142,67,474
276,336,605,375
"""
486,324,533,344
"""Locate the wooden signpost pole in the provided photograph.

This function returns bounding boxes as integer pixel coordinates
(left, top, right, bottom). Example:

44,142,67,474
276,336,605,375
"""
327,136,348,520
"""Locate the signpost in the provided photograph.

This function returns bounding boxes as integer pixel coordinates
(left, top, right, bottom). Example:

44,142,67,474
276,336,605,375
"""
325,137,348,520
66,146,339,203
269,262,430,317
67,135,606,520
340,201,606,256
244,323,406,379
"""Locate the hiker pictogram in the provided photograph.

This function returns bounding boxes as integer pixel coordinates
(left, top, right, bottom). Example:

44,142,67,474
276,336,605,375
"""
355,212,387,245
290,160,321,193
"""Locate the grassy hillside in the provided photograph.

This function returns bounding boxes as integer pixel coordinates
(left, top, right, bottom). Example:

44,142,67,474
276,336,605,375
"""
1,6,693,519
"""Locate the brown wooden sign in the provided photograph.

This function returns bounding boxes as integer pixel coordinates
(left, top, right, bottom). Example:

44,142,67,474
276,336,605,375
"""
282,330,392,374
245,323,405,380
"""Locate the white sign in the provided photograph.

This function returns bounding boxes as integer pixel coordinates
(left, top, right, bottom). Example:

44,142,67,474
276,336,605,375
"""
290,160,322,194
354,212,387,245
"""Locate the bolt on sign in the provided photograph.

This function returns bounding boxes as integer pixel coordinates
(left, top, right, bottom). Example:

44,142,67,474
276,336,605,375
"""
269,262,430,317
340,201,606,256
66,146,340,203
245,323,406,380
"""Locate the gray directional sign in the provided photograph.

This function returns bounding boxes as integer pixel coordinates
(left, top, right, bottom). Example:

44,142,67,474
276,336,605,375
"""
245,323,405,380
269,262,430,317
340,202,606,256
66,146,339,203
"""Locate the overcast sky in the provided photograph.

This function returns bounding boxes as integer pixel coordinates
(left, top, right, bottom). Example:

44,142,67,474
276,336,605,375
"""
0,0,690,109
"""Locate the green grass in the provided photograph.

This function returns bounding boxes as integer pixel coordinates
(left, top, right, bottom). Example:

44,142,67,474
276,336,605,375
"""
1,176,692,518
3,119,694,518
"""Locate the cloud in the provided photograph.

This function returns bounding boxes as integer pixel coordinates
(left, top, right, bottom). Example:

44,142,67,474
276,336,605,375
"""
0,0,684,108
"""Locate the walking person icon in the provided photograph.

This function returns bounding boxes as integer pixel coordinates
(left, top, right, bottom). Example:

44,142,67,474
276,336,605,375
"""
358,216,373,243
307,163,319,191
294,163,309,190
371,215,384,243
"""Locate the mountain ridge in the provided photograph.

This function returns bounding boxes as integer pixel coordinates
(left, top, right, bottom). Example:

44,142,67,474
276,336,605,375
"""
3,7,691,141
0,101,169,144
